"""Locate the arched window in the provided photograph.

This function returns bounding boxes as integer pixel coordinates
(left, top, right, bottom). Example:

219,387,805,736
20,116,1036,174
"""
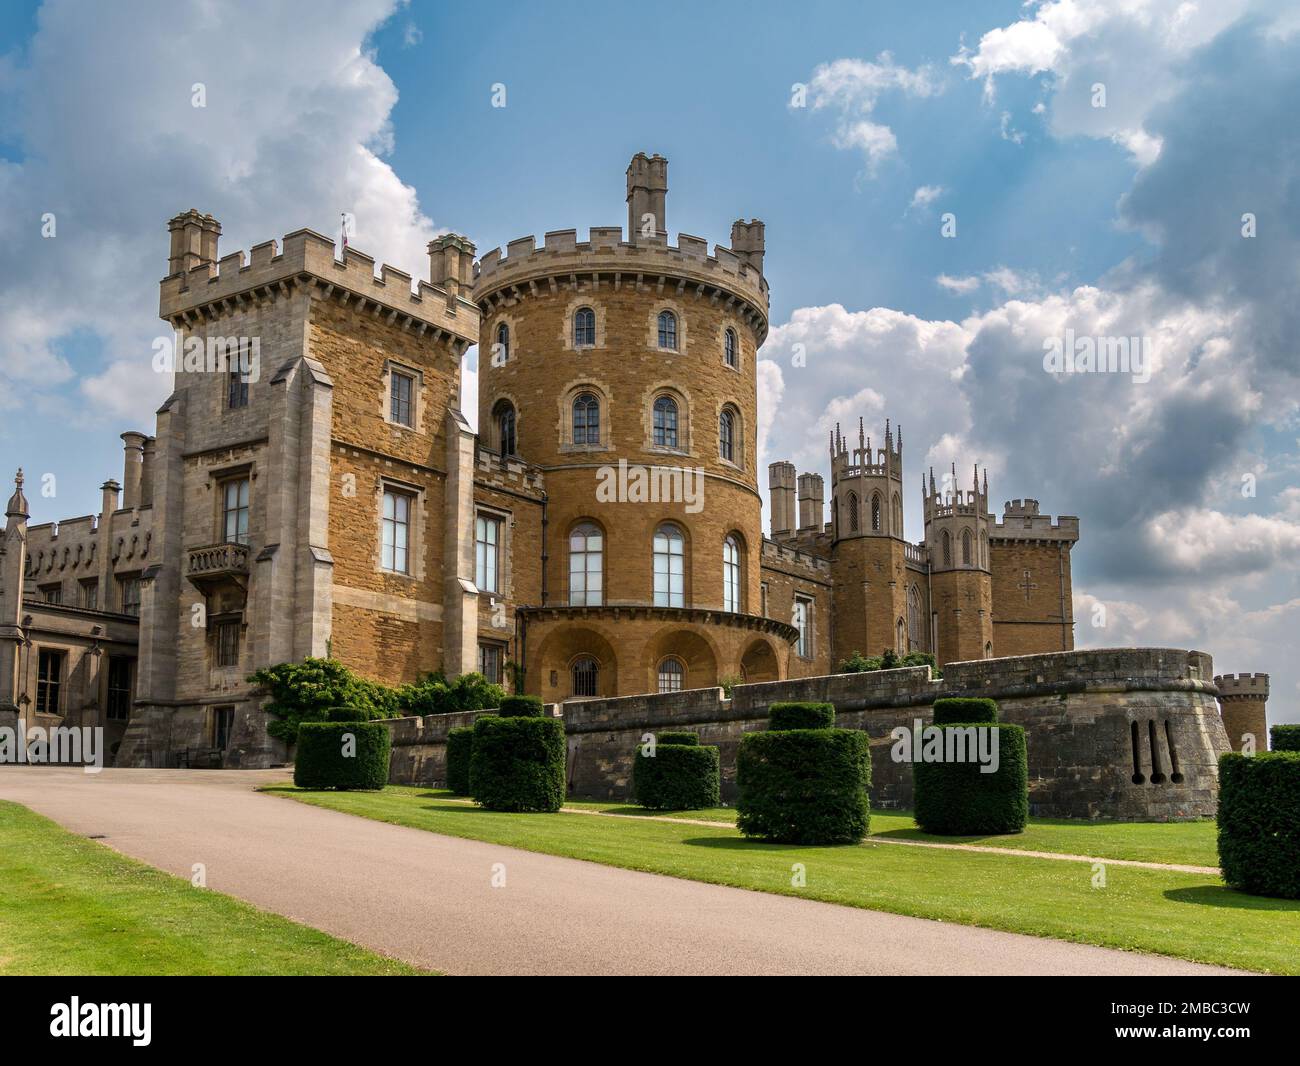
719,408,735,462
908,585,922,650
494,401,517,456
847,492,860,533
572,392,600,445
657,310,677,350
495,322,510,363
572,656,599,697
723,534,742,612
892,493,903,535
653,524,685,607
980,530,988,569
896,618,906,654
653,395,679,448
568,523,603,606
961,528,973,566
941,529,952,567
657,657,685,694
724,328,737,367
573,307,595,347
871,493,881,532
984,642,993,659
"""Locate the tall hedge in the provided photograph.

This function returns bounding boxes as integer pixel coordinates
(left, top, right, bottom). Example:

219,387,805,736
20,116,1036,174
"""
768,702,835,731
1217,751,1300,899
737,703,871,844
932,697,999,726
499,695,545,718
913,722,1028,834
294,721,391,790
470,715,565,812
445,726,475,795
633,731,719,810
1270,725,1300,753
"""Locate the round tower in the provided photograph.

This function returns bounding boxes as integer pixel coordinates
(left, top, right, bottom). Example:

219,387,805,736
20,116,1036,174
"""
472,153,793,700
923,462,993,666
1214,672,1270,752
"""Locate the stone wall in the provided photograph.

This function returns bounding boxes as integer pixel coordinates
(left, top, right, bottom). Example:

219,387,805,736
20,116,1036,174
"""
382,646,1231,820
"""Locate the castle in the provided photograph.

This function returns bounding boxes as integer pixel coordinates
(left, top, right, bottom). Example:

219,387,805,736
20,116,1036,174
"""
0,153,1270,776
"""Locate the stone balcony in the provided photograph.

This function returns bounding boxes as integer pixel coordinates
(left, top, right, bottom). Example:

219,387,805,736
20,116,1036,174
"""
186,541,250,594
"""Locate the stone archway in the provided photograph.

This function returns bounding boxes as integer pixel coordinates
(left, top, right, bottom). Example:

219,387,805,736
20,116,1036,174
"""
532,624,619,702
740,638,780,684
643,628,720,694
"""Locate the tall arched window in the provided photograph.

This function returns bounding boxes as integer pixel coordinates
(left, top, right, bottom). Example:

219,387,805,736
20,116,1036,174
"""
941,529,952,567
494,401,517,456
723,534,741,612
908,585,922,650
896,618,906,654
871,493,881,532
657,310,678,350
723,327,737,367
961,528,973,566
847,492,860,532
980,530,989,569
572,392,600,445
657,657,685,694
653,524,685,607
892,493,903,535
495,322,510,363
569,523,603,606
573,307,595,347
719,408,735,462
653,395,679,448
572,656,599,697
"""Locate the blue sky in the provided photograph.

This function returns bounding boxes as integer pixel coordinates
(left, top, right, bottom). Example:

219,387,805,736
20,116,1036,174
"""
1,0,1297,722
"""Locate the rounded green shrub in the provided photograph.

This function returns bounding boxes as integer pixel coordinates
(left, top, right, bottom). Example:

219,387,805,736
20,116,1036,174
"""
653,731,699,746
470,715,565,812
633,743,720,810
768,702,835,731
932,698,998,725
913,722,1028,834
325,705,367,722
445,726,475,795
1217,751,1300,899
737,728,871,844
499,695,545,718
1270,725,1300,753
293,721,391,791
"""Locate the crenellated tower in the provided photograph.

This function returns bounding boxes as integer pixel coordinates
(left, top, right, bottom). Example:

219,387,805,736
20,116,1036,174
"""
923,461,993,666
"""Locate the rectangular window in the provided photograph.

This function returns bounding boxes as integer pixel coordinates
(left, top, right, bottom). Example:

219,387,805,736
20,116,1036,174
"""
212,706,235,750
222,478,250,545
794,597,813,658
475,514,502,593
81,580,98,610
228,368,249,409
36,650,63,714
41,584,62,605
390,370,414,427
381,489,412,573
478,643,504,684
118,576,141,616
215,620,240,668
106,657,133,720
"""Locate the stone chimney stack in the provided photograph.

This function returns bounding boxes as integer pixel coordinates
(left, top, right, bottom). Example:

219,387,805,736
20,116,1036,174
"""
1215,673,1271,752
139,436,156,508
120,432,147,509
101,479,121,517
167,209,221,277
797,472,825,531
626,152,668,244
427,233,477,310
731,219,765,275
768,461,796,538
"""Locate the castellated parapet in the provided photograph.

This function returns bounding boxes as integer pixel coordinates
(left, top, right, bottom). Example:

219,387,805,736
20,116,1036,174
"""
1214,672,1270,752
992,498,1081,544
160,211,479,346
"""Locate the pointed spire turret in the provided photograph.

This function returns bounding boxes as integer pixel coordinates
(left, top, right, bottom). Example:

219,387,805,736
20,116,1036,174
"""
5,469,28,520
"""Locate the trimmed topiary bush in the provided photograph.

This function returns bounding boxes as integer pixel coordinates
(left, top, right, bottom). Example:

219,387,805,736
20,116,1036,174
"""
768,702,835,731
470,715,565,811
325,705,367,722
932,697,998,726
1218,751,1300,899
653,731,699,746
737,704,871,844
633,743,720,810
498,695,545,718
1270,725,1300,753
294,721,391,791
913,721,1028,834
445,726,475,795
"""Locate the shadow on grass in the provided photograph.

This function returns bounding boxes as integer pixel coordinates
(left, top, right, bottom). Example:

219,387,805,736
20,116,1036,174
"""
1164,885,1300,911
680,835,859,852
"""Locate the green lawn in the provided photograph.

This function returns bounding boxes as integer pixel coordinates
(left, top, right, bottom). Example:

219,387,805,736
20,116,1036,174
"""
267,785,1300,975
562,799,1220,867
0,801,426,976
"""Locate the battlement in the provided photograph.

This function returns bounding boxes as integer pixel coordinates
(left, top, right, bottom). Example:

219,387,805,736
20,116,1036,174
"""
474,441,545,496
472,225,769,331
761,537,831,576
1004,498,1039,516
1214,673,1270,698
159,217,478,343
990,511,1080,543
